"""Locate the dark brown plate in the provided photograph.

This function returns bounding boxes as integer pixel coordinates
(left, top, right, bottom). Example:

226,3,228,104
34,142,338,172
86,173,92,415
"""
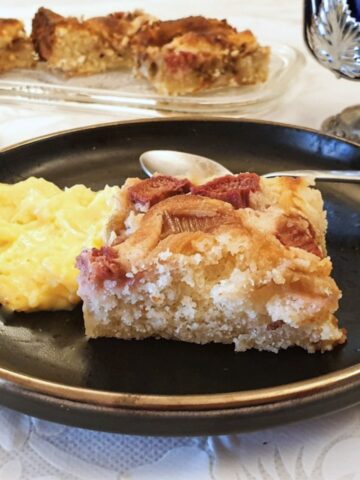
0,118,359,435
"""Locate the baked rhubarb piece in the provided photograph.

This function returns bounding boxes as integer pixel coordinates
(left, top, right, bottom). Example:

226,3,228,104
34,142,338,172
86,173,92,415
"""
0,19,36,73
31,7,155,76
76,174,345,353
133,16,270,95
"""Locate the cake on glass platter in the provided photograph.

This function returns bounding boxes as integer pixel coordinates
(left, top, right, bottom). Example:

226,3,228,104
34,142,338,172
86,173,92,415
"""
0,18,36,73
0,8,301,114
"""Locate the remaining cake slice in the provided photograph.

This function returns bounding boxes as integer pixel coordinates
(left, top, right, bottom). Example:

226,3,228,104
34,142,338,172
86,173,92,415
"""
31,7,154,76
76,173,345,353
133,16,270,95
0,19,37,73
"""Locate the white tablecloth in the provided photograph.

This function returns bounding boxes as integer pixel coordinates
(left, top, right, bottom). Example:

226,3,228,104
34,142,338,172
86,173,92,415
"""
0,1,359,479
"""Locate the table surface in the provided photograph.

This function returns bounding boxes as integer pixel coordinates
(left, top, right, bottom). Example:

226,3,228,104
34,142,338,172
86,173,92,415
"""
0,1,359,479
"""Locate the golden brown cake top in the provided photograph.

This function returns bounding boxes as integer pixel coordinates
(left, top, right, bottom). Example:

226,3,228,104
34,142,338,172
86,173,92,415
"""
85,10,156,52
115,190,323,269
77,174,327,283
134,15,258,53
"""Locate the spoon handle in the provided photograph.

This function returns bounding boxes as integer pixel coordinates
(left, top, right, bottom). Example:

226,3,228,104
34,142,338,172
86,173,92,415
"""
263,170,360,183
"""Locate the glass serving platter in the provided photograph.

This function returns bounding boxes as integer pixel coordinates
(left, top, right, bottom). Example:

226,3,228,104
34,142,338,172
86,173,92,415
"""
0,44,304,115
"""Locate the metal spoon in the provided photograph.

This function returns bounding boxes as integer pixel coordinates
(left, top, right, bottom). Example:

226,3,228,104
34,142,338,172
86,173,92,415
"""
140,150,360,183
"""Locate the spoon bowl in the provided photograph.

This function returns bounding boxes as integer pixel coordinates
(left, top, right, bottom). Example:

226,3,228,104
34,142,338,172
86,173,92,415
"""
140,150,232,183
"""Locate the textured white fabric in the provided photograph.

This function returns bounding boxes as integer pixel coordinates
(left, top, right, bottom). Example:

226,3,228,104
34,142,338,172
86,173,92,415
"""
0,0,359,478
1,406,360,479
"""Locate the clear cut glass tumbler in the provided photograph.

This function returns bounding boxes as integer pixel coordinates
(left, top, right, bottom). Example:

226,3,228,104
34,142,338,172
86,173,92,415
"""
304,0,360,142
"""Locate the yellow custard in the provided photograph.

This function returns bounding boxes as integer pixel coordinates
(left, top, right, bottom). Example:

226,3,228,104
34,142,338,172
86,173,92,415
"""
0,177,120,312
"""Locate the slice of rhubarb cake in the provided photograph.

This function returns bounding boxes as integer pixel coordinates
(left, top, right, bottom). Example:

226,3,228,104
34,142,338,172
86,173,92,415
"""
31,7,155,76
76,173,345,353
133,16,270,95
